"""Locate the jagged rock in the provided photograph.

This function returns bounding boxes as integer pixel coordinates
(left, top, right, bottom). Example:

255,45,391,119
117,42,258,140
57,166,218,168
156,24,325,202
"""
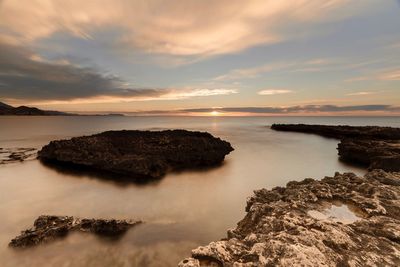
0,147,37,164
179,170,400,266
338,139,400,171
271,124,400,140
271,124,400,172
9,215,142,248
38,130,233,179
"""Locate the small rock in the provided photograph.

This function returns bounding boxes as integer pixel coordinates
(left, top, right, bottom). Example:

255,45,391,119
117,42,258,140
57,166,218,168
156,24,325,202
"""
9,215,142,248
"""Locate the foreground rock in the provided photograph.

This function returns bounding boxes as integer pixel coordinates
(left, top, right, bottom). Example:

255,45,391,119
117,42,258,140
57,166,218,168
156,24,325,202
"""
38,130,233,179
179,170,400,266
271,124,400,171
10,215,142,248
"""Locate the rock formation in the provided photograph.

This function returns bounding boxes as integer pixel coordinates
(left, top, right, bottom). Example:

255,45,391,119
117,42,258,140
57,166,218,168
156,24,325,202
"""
179,170,400,266
338,139,400,172
0,148,37,164
271,124,400,171
10,215,142,248
38,130,233,179
271,124,400,139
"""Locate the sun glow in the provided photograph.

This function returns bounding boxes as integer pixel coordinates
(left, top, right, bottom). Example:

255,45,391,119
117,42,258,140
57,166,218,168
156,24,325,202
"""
210,110,221,116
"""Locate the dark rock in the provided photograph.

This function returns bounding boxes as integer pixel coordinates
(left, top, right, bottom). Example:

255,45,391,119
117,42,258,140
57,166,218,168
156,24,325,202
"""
0,147,37,164
271,124,400,140
38,130,233,179
9,215,141,248
338,139,400,171
179,170,400,266
271,124,400,172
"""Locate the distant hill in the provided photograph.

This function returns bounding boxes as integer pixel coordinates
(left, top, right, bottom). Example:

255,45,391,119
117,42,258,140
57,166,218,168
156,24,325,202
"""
0,102,13,109
0,101,73,116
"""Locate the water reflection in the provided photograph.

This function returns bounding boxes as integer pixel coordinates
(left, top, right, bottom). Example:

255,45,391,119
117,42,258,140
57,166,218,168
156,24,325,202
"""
307,201,365,224
39,160,165,187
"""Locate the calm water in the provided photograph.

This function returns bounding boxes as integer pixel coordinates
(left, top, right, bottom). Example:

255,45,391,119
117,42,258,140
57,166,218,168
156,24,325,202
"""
1,116,399,267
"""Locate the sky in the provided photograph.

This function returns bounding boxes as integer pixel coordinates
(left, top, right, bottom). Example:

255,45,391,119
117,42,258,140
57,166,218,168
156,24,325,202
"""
0,0,399,116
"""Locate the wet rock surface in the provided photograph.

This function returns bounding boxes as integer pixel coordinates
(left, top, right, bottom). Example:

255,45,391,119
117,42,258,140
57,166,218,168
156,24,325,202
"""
271,124,400,171
38,130,233,179
0,148,37,164
9,215,142,248
179,170,400,266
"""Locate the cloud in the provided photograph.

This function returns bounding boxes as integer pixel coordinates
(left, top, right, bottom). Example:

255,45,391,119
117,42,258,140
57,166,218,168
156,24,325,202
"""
258,89,293,95
346,91,377,96
0,0,363,60
377,70,400,81
0,42,236,104
345,69,400,82
180,104,398,114
213,62,295,81
213,58,337,81
344,76,370,82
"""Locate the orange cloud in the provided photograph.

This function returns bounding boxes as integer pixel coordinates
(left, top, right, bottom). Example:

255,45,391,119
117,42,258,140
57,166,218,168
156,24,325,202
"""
258,89,293,95
0,0,362,59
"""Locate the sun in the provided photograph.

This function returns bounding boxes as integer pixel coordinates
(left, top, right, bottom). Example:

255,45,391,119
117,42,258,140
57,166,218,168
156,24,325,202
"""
210,110,221,116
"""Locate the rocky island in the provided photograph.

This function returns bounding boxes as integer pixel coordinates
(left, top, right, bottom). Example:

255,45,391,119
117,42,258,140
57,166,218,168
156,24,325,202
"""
179,169,400,266
271,124,400,172
38,130,233,180
10,215,141,248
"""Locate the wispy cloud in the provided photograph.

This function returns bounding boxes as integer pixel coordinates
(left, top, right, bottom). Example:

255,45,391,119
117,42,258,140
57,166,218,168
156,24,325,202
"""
346,91,377,96
345,69,400,82
213,62,295,81
377,69,400,81
213,59,335,81
0,0,368,61
344,76,370,82
258,89,293,95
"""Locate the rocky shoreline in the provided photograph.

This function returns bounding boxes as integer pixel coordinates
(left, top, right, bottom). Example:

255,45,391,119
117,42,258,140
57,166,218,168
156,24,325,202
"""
179,170,400,266
179,124,400,266
38,130,233,180
271,124,400,172
10,215,142,248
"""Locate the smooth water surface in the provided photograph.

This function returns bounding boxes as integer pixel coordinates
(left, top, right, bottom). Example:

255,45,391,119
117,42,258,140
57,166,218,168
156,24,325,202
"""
1,116,398,267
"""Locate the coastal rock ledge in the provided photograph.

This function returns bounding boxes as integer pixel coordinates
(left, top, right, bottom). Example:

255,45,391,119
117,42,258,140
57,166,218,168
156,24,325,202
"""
38,130,233,179
179,170,400,266
10,215,141,248
271,124,400,172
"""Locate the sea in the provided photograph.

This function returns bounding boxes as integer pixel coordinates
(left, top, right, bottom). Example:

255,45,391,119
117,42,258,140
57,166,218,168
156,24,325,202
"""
1,116,399,267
